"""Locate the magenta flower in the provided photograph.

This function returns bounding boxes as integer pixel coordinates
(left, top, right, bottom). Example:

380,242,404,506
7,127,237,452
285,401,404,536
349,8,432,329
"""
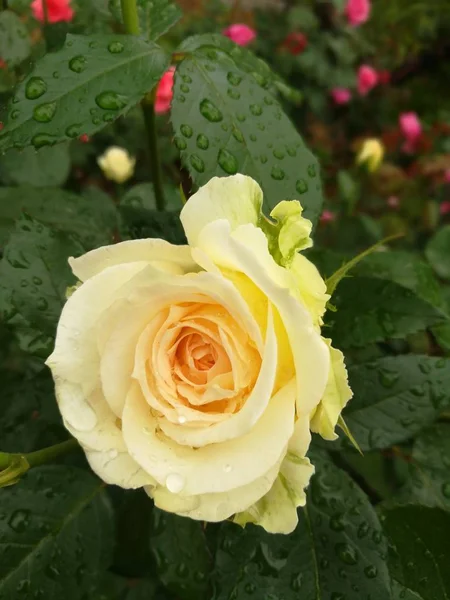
331,88,352,105
440,201,450,216
222,24,256,47
357,65,378,96
32,0,74,23
155,67,175,115
345,0,371,26
399,112,422,153
320,210,336,223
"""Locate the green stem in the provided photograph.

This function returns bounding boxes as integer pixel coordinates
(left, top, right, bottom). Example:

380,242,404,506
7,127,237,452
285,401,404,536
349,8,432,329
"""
42,0,49,25
142,94,166,211
120,0,140,35
0,439,79,475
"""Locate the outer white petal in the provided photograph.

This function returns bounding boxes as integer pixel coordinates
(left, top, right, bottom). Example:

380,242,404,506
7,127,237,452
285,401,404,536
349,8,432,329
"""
310,339,353,441
86,449,157,489
122,380,296,496
146,458,283,522
69,239,197,282
234,416,314,534
290,253,330,326
158,304,277,447
180,175,263,248
193,219,330,416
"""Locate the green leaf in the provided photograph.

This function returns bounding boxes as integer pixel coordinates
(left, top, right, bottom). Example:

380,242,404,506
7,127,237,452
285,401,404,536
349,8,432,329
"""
171,46,323,226
110,0,182,41
0,215,83,336
0,186,119,248
425,225,450,280
150,509,211,600
0,144,71,187
336,356,450,452
212,450,390,600
120,183,182,212
0,11,31,68
394,424,450,511
0,371,65,453
0,465,115,598
120,207,185,244
125,580,158,599
382,506,450,600
0,34,169,152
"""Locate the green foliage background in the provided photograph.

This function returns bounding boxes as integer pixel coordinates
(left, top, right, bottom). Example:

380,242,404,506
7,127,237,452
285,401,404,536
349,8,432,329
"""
1,0,450,599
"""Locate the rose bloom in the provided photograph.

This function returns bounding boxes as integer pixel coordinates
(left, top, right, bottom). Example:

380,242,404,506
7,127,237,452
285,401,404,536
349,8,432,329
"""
357,65,378,96
356,138,385,172
331,88,352,105
155,67,175,115
46,175,352,534
399,111,422,153
345,0,371,26
223,24,256,46
97,146,135,184
32,0,73,23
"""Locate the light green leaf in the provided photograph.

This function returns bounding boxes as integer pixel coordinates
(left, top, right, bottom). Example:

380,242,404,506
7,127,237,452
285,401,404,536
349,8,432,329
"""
0,34,169,152
0,466,114,598
0,144,71,187
0,11,30,68
110,0,182,40
172,46,323,225
425,225,450,280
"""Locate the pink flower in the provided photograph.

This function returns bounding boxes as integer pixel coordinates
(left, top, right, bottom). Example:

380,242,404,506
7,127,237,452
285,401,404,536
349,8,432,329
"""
282,32,308,55
440,201,450,215
399,112,422,153
357,65,378,96
387,196,400,208
155,67,175,115
32,0,74,23
320,210,336,223
222,24,256,47
444,169,450,183
331,88,352,105
345,0,371,26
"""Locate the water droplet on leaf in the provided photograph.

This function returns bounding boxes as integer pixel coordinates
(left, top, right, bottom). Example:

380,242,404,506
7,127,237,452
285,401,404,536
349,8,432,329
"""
199,99,223,122
25,77,47,100
69,55,87,73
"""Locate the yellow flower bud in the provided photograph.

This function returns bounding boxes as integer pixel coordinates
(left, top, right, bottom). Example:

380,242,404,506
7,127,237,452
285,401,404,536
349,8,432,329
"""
97,146,136,183
356,138,385,172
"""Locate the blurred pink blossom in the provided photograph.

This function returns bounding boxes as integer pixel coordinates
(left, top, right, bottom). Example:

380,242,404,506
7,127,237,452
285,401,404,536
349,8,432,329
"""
357,65,378,95
155,67,175,115
345,0,371,26
223,24,256,46
32,0,74,23
387,196,400,208
444,169,450,183
399,112,422,153
440,201,450,215
320,210,336,223
331,88,352,105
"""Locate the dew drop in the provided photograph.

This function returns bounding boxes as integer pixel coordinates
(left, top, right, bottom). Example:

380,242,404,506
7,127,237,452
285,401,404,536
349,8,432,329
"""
180,124,193,138
89,41,98,49
176,94,186,103
250,104,263,116
32,276,42,285
296,178,308,194
190,154,205,173
335,543,358,565
227,72,242,86
182,74,192,84
33,102,57,123
441,482,450,498
166,473,185,493
273,148,285,160
264,95,274,105
25,77,47,100
37,298,48,311
69,55,87,73
224,464,232,473
174,137,187,151
307,164,317,178
378,370,399,388
95,91,128,110
8,509,30,533
10,110,20,120
329,514,345,532
286,145,297,157
244,583,256,594
218,148,238,174
178,415,187,424
249,134,257,142
108,41,124,53
199,98,223,122
66,124,82,138
31,133,57,148
232,128,244,143
364,565,378,579
52,71,60,79
236,113,246,122
180,83,190,93
227,88,240,100
196,133,209,150
259,154,267,164
271,166,285,180
357,522,369,538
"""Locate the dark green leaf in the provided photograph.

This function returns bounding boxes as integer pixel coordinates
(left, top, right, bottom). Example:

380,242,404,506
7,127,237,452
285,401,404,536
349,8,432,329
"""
337,356,450,452
0,34,169,152
125,580,158,599
150,509,211,600
382,506,450,600
394,424,450,511
0,186,119,248
0,466,115,598
172,47,323,225
120,183,182,212
119,207,185,244
0,11,30,68
0,144,71,187
425,225,450,280
212,451,390,600
0,371,65,453
327,277,446,348
0,215,83,336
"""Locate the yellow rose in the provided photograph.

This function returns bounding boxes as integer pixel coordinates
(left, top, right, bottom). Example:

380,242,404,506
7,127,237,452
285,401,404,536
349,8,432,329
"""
46,174,352,534
97,146,136,183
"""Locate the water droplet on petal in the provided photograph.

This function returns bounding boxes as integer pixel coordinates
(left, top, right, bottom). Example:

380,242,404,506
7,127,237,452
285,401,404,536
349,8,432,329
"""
178,415,187,424
166,473,185,493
